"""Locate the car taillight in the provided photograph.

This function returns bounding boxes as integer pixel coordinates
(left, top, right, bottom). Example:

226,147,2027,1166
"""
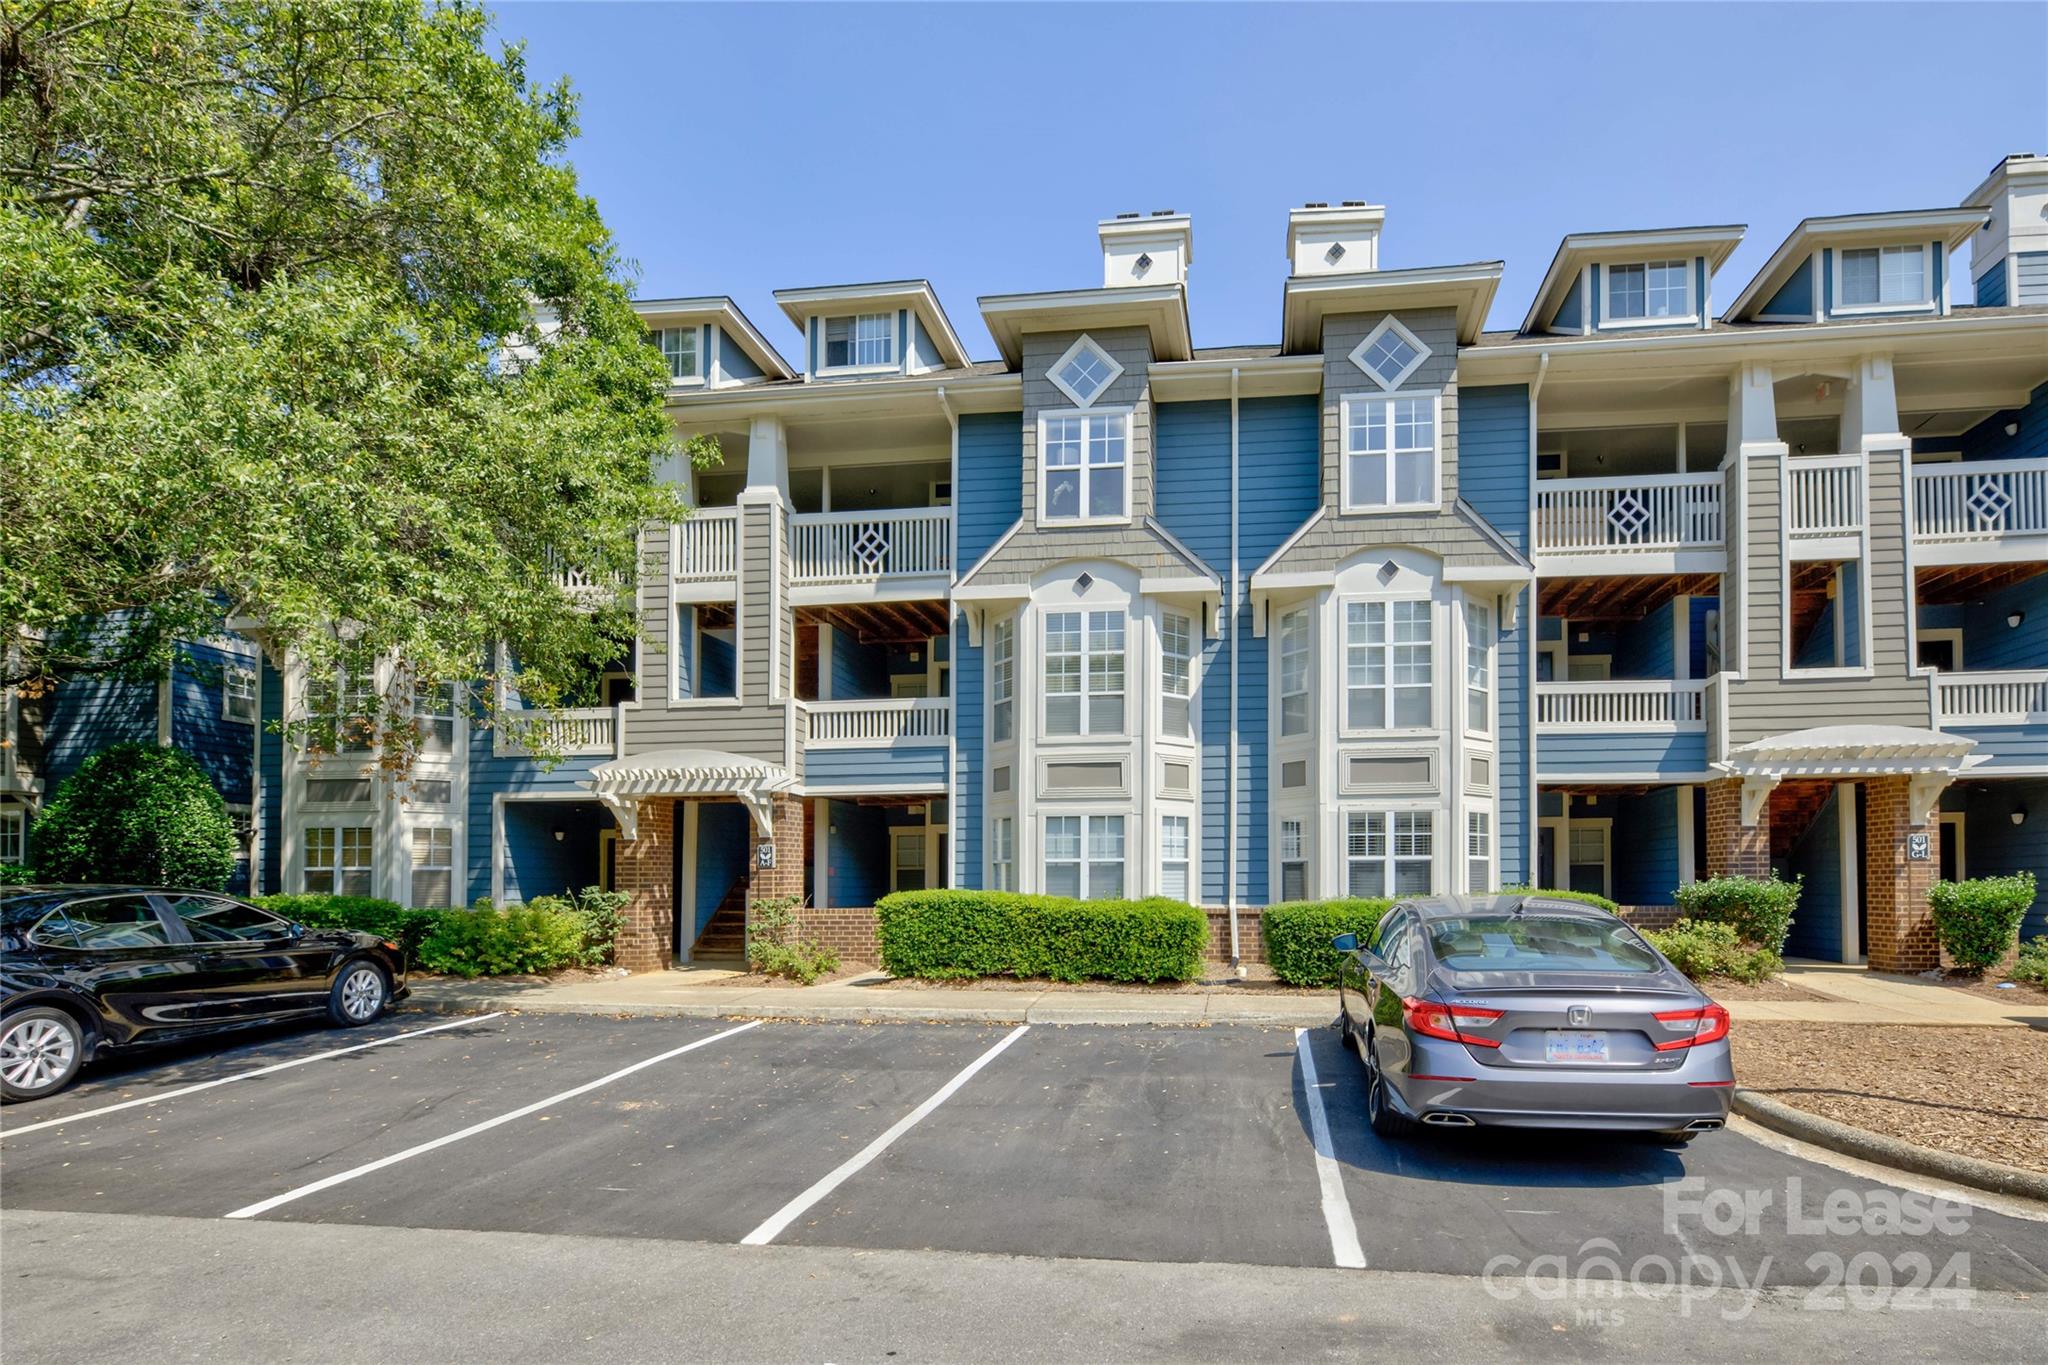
1652,1003,1731,1050
1403,997,1504,1048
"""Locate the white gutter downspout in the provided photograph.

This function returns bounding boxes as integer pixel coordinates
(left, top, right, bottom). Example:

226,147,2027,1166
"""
937,385,960,889
1527,352,1550,889
1227,367,1241,964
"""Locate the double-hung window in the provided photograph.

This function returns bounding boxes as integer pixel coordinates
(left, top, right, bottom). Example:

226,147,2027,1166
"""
0,807,23,865
1343,395,1437,510
1345,600,1432,730
1278,609,1310,737
1346,811,1433,897
1840,245,1927,308
305,825,373,896
1605,260,1690,320
1464,603,1491,734
224,666,257,723
991,817,1015,892
1279,819,1306,902
1161,611,1193,739
990,619,1015,743
657,327,700,381
414,682,457,754
1466,811,1491,894
823,312,895,369
411,828,453,908
1043,610,1124,737
1041,412,1128,522
1044,814,1124,899
1159,815,1190,902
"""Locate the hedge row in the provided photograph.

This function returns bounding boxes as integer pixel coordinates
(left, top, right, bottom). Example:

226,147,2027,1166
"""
1261,900,1394,987
1501,886,1621,914
875,891,1207,983
252,894,445,956
251,889,625,976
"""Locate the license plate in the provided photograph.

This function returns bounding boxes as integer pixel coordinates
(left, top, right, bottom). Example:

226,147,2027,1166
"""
1545,1030,1610,1063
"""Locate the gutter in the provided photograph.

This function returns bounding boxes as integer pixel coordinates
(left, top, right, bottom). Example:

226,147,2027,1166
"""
937,384,960,892
1227,366,1241,966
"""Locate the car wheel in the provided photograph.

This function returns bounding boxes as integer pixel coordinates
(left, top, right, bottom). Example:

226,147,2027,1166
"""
1,1006,88,1102
328,961,389,1027
1366,1064,1417,1140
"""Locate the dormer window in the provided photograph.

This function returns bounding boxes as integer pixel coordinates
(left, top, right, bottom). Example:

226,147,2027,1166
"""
1350,317,1429,391
1605,260,1692,322
1839,245,1927,308
823,312,895,370
655,327,700,382
1049,335,1122,407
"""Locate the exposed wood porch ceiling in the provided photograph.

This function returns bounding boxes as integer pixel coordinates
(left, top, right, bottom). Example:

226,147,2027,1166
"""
797,599,951,645
1540,572,1720,619
1788,560,1836,650
1541,782,1663,798
697,603,735,630
1914,561,2045,606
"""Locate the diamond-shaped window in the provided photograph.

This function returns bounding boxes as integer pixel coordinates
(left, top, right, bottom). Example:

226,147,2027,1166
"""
1049,335,1123,408
1349,317,1430,391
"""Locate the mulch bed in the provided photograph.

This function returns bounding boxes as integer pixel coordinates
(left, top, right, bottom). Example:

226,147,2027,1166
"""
699,961,880,989
1693,977,1832,1002
1732,1023,2048,1176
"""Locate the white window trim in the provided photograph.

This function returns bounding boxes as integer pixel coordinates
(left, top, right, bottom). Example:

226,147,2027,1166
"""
1830,243,1936,316
408,823,457,909
1600,258,1699,329
1339,391,1442,514
658,326,706,387
0,805,25,865
1916,627,1964,672
816,311,901,375
1277,606,1312,739
1347,316,1430,391
223,665,258,724
1159,608,1195,741
1339,596,1437,737
1463,602,1492,740
1036,407,1134,527
1041,812,1128,901
1041,608,1127,740
1277,816,1310,903
1158,811,1193,904
1342,807,1438,900
1047,334,1124,409
990,814,1016,892
989,616,1016,745
1465,807,1493,895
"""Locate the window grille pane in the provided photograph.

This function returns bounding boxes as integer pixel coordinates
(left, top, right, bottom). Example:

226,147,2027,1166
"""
1281,864,1306,902
1087,463,1124,518
1841,249,1879,306
1348,861,1386,898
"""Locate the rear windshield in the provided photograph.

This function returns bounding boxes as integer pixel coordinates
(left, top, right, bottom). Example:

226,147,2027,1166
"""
1428,915,1662,974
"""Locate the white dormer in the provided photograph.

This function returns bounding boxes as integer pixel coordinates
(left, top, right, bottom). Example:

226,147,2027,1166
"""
1287,202,1385,276
1099,212,1191,288
1963,153,2048,307
631,298,793,390
1520,226,1744,335
1724,209,1986,324
772,281,971,382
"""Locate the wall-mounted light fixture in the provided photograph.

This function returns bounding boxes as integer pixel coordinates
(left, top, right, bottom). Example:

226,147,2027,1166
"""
552,827,565,843
2010,610,2027,630
2014,805,2028,828
2006,421,2021,438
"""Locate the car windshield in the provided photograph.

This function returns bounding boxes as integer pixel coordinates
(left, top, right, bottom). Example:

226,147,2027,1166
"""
1428,915,1662,974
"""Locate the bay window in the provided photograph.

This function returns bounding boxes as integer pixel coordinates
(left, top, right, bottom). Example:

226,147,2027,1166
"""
1278,608,1310,737
1346,811,1433,897
305,825,373,896
991,817,1015,891
411,827,453,908
1343,394,1437,510
1044,610,1125,737
1279,819,1306,902
1160,815,1190,902
990,618,1015,743
1464,603,1491,734
1045,814,1124,899
1041,412,1128,522
1161,611,1193,738
1466,811,1491,894
1345,600,1432,730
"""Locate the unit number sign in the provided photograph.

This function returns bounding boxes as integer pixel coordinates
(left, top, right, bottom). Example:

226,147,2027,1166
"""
1906,833,1931,862
757,840,777,870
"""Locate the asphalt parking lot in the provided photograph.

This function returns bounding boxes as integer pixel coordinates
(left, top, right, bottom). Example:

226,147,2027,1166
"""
3,1009,2045,1293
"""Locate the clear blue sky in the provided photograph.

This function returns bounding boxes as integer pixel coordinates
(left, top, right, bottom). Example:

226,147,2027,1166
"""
491,2,2048,358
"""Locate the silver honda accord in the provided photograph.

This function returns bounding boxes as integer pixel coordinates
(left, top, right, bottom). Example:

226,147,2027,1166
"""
1334,894,1734,1142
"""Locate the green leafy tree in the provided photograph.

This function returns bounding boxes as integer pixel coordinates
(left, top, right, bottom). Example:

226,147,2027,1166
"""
0,0,712,755
30,742,239,888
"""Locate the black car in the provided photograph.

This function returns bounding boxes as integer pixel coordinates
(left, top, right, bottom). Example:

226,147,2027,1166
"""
0,885,408,1101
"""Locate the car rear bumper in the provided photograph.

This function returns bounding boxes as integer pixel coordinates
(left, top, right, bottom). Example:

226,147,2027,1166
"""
1388,1037,1735,1131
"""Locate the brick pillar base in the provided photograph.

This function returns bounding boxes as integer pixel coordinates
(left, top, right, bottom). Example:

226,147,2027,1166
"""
1864,777,1938,973
746,793,807,913
614,798,677,974
1704,778,1771,878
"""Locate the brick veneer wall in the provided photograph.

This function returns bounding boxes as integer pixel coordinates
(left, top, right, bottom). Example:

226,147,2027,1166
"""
746,794,807,908
1205,908,1266,965
1863,776,1938,972
792,905,882,964
1615,904,1681,931
1704,778,1771,878
615,798,677,974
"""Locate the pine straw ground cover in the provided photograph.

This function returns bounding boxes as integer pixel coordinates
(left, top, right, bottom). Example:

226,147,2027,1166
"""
1731,1023,2048,1175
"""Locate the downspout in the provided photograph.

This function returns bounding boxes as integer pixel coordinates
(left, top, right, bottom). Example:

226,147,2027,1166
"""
937,385,960,889
1227,367,1241,965
1527,352,1550,888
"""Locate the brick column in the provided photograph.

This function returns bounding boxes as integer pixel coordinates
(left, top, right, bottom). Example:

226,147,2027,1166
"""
1703,778,1770,878
1864,777,1938,973
746,794,807,908
614,798,676,974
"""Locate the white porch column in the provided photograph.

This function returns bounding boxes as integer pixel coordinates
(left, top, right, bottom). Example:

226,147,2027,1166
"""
1838,355,1902,453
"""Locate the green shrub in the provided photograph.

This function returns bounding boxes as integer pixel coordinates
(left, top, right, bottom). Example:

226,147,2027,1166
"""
1261,899,1395,987
417,903,586,977
1646,918,1783,984
741,894,839,984
252,894,446,957
877,891,1207,984
1673,875,1800,953
1928,873,2039,973
1500,885,1621,914
2011,936,2048,987
0,863,31,885
28,742,237,889
524,885,629,967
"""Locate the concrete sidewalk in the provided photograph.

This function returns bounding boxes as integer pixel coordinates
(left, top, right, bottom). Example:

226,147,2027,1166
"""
408,960,2048,1028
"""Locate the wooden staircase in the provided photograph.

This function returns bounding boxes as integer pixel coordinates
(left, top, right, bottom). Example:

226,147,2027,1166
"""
688,872,750,964
1769,780,1839,865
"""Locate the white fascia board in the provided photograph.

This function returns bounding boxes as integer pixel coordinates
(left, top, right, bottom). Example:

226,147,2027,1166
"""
1148,355,1321,400
665,370,1020,424
977,285,1192,367
1724,209,1989,321
1518,226,1746,335
1442,565,1536,585
1281,262,1504,350
950,581,1030,604
633,297,795,380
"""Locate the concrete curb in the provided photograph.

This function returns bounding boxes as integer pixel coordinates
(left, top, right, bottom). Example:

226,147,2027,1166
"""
1733,1088,2048,1204
408,992,1334,1029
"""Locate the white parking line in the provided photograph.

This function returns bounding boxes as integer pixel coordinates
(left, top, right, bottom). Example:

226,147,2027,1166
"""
0,1013,507,1141
224,1019,762,1220
741,1023,1030,1247
1295,1028,1367,1269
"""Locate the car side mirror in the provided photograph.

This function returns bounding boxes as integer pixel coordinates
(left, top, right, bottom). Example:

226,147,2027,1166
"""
287,923,306,939
1331,932,1359,953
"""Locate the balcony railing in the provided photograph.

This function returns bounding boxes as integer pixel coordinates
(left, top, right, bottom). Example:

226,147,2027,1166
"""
1533,473,1723,555
1932,669,2048,726
1786,454,1863,538
1913,458,2048,546
674,508,738,581
791,508,952,585
1535,680,1707,731
498,706,620,757
803,697,951,746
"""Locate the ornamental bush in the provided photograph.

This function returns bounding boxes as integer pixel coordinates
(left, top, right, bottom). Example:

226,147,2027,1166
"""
1928,873,2039,973
524,885,630,967
1645,918,1783,985
876,891,1207,984
0,863,31,885
417,902,586,977
29,742,237,889
2011,936,2048,988
251,894,444,958
1672,875,1800,953
1499,886,1621,914
744,894,840,985
1261,899,1395,987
